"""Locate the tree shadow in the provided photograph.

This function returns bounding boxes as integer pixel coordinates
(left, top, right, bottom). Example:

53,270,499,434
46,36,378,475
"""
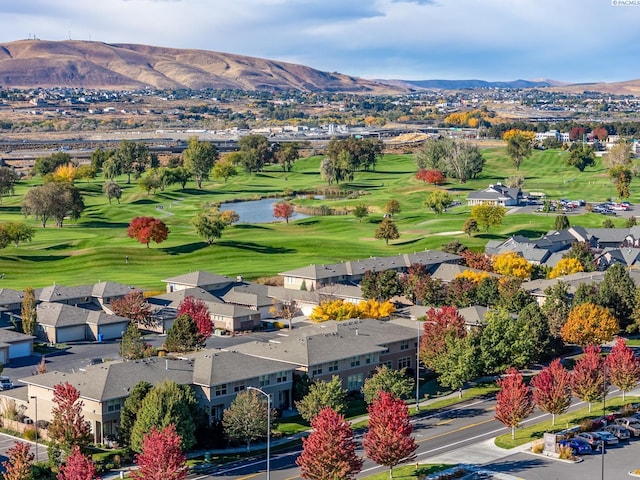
485,458,547,472
43,243,74,251
216,241,296,254
436,407,486,420
233,224,272,230
130,198,159,205
394,238,424,246
0,206,22,213
161,242,209,255
296,219,320,226
16,255,70,262
80,221,131,229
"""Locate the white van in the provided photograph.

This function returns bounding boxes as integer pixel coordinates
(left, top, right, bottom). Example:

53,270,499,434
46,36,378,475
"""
0,377,13,390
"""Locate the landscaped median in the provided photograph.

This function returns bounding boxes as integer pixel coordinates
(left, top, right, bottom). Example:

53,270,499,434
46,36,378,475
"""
494,396,640,449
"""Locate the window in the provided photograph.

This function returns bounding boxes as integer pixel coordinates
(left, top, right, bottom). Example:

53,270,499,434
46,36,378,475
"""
106,399,121,412
233,382,245,392
350,356,360,367
259,375,271,387
328,361,339,372
311,367,323,376
276,371,288,383
398,357,412,369
400,340,410,351
364,353,376,364
383,361,392,369
215,384,227,396
347,373,364,391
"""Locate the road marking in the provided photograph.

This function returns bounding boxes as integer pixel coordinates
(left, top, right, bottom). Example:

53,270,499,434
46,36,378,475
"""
435,419,453,426
236,474,261,480
417,418,496,444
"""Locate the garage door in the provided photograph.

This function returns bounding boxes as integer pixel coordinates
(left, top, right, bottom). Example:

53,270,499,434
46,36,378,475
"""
99,323,127,340
0,349,8,364
8,341,31,359
56,325,86,343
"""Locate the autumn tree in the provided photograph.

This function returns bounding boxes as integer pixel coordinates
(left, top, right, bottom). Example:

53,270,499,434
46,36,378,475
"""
416,169,445,185
548,258,584,279
384,199,401,216
296,407,363,480
603,141,632,168
177,296,213,340
309,299,360,322
296,375,347,423
606,337,640,401
21,286,37,336
566,143,596,172
127,216,169,247
357,299,396,319
424,190,453,215
531,359,572,426
463,218,479,237
364,391,417,479
22,182,84,228
48,382,91,454
57,444,99,480
571,345,606,412
361,365,414,404
353,203,369,222
361,269,402,302
273,201,295,223
222,389,274,451
182,136,218,188
131,424,187,480
494,367,534,440
610,165,633,199
561,302,619,347
375,218,399,245
2,441,34,480
111,290,152,327
192,211,226,245
102,181,122,205
5,222,35,247
52,163,77,183
470,203,506,232
211,157,238,182
503,129,535,170
419,306,466,371
493,251,533,279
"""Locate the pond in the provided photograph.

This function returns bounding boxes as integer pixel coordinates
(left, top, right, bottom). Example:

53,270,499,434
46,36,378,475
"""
219,198,311,224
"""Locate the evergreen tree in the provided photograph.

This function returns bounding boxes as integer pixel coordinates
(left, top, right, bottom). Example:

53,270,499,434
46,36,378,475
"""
165,314,200,353
118,381,153,448
21,286,37,336
222,389,274,452
119,322,146,360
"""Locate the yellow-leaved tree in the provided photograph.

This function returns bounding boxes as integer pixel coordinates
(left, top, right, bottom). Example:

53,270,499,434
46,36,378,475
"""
548,258,584,279
310,299,360,322
560,302,619,346
455,269,492,284
52,163,77,183
492,252,533,279
358,299,396,319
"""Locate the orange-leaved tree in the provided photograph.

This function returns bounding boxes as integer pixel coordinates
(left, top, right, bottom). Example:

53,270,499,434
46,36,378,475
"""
560,302,619,347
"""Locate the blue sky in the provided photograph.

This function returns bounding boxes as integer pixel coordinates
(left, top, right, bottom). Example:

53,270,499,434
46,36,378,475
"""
2,0,640,83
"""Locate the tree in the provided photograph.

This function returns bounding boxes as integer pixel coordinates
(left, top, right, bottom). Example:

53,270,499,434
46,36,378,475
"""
610,165,633,199
165,314,201,353
131,424,187,480
565,242,595,272
431,332,479,396
102,181,122,205
571,345,606,412
375,218,399,245
493,251,532,279
211,158,238,182
607,338,640,401
2,441,34,480
548,258,584,279
353,203,369,222
5,222,35,247
561,303,619,347
171,167,192,189
272,201,295,224
531,358,572,426
48,382,91,454
603,141,632,168
419,306,466,371
424,190,453,215
592,126,609,141
57,444,99,480
296,407,363,480
177,296,212,340
34,152,72,176
111,291,152,327
270,298,300,331
114,140,150,183
222,389,274,451
503,129,535,169
416,169,445,185
296,375,347,423
21,286,37,336
52,163,77,183
119,322,146,360
219,209,240,225
599,263,636,332
362,365,414,404
130,379,197,452
118,381,153,448
273,142,300,172
463,218,479,237
566,143,595,172
470,203,506,232
554,214,570,231
238,134,273,173
494,367,534,440
384,199,401,216
22,182,85,228
75,164,96,182
182,136,218,188
364,392,417,479
127,216,169,247
360,270,402,302
192,211,226,245
0,167,18,203
416,138,485,183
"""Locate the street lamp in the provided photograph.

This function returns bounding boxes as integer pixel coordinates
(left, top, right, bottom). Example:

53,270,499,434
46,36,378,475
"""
29,396,38,462
416,319,421,411
601,365,608,480
247,386,271,480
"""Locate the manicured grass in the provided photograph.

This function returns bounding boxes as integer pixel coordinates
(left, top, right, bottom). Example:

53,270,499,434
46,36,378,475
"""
494,396,640,449
0,147,634,290
362,463,451,480
623,338,640,347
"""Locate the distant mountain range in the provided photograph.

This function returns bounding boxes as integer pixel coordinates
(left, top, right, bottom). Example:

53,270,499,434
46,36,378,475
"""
386,79,566,90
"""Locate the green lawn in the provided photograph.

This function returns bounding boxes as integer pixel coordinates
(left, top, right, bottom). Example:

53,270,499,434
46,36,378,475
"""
0,147,633,290
363,464,451,480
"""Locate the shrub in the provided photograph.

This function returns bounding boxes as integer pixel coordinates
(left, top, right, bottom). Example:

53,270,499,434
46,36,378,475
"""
580,419,594,432
557,444,575,460
531,439,544,454
23,427,37,441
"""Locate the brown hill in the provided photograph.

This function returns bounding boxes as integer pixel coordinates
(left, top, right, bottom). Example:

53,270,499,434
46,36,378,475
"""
550,79,640,96
0,39,402,93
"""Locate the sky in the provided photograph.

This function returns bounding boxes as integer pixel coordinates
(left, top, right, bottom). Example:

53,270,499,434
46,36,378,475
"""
2,0,640,83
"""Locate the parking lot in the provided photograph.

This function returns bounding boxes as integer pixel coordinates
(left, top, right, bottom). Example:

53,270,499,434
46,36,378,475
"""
0,433,47,466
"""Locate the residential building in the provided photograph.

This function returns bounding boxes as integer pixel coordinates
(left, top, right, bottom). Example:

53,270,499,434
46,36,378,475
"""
467,183,522,207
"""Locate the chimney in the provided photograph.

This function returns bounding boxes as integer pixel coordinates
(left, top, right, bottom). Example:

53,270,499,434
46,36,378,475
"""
237,275,243,282
165,359,169,371
355,329,359,336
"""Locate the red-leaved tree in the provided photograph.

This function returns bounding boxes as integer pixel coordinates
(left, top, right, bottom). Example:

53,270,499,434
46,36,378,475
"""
531,359,572,426
461,250,494,272
127,216,169,247
2,442,34,480
571,345,606,412
111,290,153,328
364,391,417,479
177,296,213,340
416,169,445,185
131,424,187,480
606,337,640,401
48,382,92,454
494,367,533,440
273,201,295,224
420,306,466,370
57,445,100,480
296,407,363,480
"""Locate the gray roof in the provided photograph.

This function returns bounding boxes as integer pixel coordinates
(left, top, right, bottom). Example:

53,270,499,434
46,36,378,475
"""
37,284,93,303
149,288,222,307
220,284,271,308
431,263,500,283
162,271,234,289
0,328,34,344
316,284,364,300
85,311,129,326
458,306,488,327
192,349,292,386
0,289,24,308
91,282,138,299
205,301,258,318
467,184,520,201
19,358,194,402
37,302,89,328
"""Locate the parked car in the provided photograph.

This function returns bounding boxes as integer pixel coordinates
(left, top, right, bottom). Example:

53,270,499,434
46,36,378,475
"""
559,437,594,455
0,377,13,390
595,430,619,446
604,424,631,441
576,432,606,451
615,417,640,436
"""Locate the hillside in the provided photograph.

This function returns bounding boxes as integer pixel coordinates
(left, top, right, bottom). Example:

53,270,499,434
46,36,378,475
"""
0,39,401,93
